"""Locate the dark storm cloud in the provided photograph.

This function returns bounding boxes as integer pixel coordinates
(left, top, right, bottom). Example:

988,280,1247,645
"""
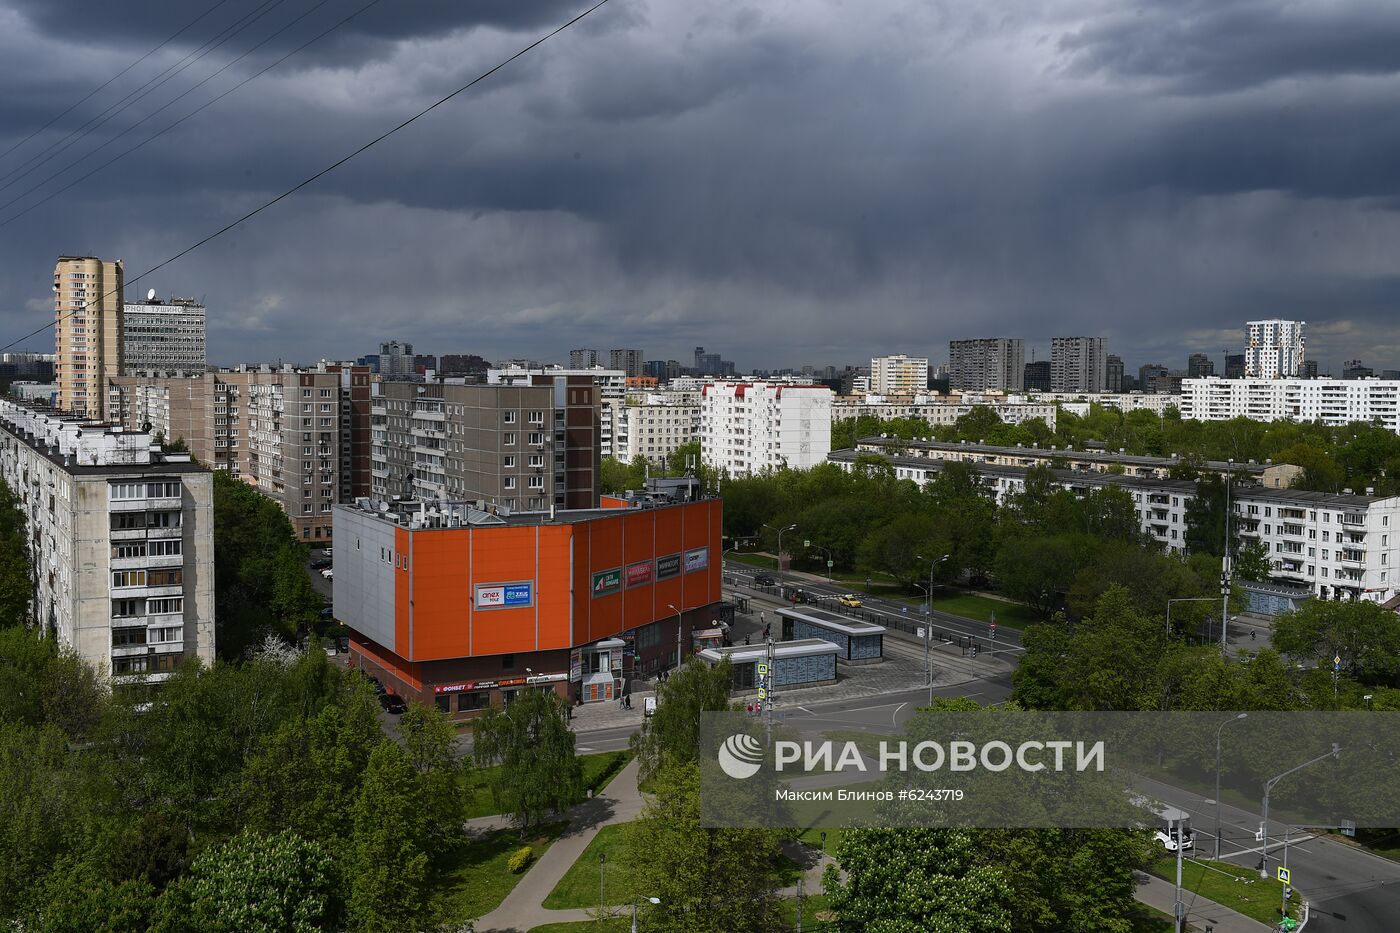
1,0,1400,373
1059,0,1400,94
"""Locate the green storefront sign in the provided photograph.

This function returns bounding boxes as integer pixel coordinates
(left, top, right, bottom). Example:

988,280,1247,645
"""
591,568,622,597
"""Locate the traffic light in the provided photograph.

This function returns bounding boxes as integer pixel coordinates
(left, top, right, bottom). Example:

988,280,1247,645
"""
970,644,979,658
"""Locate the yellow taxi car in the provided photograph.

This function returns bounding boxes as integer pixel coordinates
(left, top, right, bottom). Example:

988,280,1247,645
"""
837,594,862,608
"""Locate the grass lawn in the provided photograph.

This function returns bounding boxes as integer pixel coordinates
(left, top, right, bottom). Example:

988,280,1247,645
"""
428,821,567,927
795,825,846,857
926,593,1037,629
462,751,632,820
542,823,641,910
528,920,630,932
729,552,779,569
1148,857,1299,926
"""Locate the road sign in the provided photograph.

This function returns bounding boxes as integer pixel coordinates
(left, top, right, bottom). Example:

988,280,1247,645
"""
827,560,834,568
1277,866,1290,884
757,687,767,699
757,663,768,676
1334,654,1342,670
916,628,926,639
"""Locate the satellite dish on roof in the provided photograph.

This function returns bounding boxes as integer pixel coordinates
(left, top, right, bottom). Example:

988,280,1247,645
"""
146,288,156,301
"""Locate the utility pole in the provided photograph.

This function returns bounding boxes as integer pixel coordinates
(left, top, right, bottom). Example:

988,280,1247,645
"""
1175,814,1186,933
765,635,776,740
1221,460,1232,650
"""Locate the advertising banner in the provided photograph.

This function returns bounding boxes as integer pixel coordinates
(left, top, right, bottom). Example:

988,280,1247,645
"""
591,568,622,597
656,553,681,579
685,546,709,573
569,649,582,683
474,582,533,609
626,560,655,588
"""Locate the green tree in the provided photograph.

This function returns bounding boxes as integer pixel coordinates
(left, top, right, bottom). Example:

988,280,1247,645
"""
348,743,429,932
182,830,337,933
630,657,733,782
1274,600,1400,686
628,763,783,932
993,535,1090,619
824,827,1014,932
398,700,466,850
974,829,1152,933
211,471,322,660
473,689,582,831
21,857,155,933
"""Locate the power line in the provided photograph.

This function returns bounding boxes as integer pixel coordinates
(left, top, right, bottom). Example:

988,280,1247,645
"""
0,0,346,221
0,0,615,355
0,0,291,192
0,0,237,167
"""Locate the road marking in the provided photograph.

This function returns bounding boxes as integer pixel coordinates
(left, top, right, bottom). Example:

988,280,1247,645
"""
891,702,907,727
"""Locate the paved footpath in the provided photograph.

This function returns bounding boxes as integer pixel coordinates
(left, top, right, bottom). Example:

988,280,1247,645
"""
1134,872,1273,932
472,757,645,932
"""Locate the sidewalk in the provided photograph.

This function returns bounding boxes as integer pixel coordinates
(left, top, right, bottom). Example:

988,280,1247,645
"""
472,757,646,932
1134,872,1273,932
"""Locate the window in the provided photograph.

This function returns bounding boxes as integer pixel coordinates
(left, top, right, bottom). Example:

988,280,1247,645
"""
112,570,146,588
503,477,516,489
457,690,491,712
503,411,517,423
503,455,515,468
151,626,182,643
528,475,544,490
148,597,184,614
110,482,145,500
148,569,183,587
147,511,181,528
112,543,146,560
435,694,452,713
149,481,180,498
529,432,544,446
150,539,182,557
113,656,149,674
112,599,143,617
503,433,516,445
112,627,147,648
529,410,544,424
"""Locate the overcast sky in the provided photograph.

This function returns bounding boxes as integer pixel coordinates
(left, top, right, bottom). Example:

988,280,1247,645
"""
2,0,1399,374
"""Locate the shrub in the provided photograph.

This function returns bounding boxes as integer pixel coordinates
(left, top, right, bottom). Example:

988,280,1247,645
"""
507,846,533,874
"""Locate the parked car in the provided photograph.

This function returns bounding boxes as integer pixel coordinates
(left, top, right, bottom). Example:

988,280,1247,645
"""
837,594,863,608
319,606,334,620
379,693,407,714
320,548,333,558
753,573,777,587
336,634,349,653
321,568,334,580
310,558,332,570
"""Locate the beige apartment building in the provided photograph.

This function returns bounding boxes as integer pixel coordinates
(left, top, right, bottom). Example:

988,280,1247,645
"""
55,256,124,420
108,365,348,543
0,399,215,684
372,377,601,512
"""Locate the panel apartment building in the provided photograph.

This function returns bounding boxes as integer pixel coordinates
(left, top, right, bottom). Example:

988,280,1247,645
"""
700,381,833,477
1245,319,1305,379
1050,337,1107,393
107,363,372,543
0,399,215,682
371,377,600,512
829,447,1400,603
55,256,125,420
1181,377,1400,432
869,354,929,396
123,293,206,376
948,338,1024,392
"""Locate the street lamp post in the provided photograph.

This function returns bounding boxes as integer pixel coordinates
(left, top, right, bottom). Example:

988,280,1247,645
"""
632,896,660,933
762,523,797,573
722,535,757,577
1222,460,1233,650
1259,744,1342,879
912,582,933,699
666,603,683,669
1213,713,1248,860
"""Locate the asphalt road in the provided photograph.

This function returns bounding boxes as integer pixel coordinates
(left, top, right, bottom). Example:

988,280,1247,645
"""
1133,772,1400,932
723,564,1023,651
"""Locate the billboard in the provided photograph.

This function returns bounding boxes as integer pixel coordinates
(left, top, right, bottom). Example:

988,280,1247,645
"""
626,560,655,588
685,546,709,573
656,553,681,579
474,581,533,609
592,568,622,597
